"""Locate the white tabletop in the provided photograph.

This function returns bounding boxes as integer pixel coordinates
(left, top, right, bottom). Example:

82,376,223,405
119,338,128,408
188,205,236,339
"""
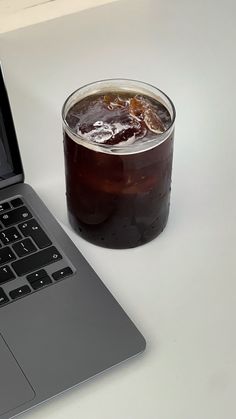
0,0,236,418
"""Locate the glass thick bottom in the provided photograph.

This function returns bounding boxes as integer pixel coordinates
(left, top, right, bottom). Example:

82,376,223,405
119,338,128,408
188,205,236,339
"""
67,194,170,249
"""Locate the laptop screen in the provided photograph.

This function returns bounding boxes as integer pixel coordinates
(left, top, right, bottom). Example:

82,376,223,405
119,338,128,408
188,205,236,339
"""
0,110,14,179
0,66,23,183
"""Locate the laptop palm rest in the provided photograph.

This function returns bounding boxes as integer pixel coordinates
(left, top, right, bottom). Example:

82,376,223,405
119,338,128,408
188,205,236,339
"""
0,334,35,416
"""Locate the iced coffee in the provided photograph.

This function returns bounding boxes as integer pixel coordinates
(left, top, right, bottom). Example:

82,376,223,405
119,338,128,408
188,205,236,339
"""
62,80,175,248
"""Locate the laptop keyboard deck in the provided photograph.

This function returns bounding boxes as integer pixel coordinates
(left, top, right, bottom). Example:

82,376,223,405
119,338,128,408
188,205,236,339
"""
0,197,74,307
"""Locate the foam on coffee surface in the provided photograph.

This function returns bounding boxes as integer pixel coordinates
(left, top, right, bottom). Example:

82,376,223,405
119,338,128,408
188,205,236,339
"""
66,92,171,146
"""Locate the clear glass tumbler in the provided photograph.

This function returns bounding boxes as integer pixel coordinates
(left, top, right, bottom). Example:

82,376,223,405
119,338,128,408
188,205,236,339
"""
62,79,175,249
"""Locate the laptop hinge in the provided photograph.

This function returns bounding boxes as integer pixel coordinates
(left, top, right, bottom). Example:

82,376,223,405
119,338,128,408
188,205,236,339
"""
0,174,24,191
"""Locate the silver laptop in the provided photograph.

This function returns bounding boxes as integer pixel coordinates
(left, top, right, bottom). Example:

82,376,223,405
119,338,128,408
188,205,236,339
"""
0,66,146,419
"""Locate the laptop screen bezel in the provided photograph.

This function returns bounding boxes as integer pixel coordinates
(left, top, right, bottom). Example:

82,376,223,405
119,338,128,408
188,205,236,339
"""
0,65,24,190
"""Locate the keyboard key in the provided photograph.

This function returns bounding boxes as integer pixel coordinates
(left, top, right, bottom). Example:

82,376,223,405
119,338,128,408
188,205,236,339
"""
12,246,62,276
9,285,31,300
31,276,52,290
0,288,9,305
12,238,37,258
0,266,15,285
11,198,23,208
0,206,32,227
0,247,16,265
0,202,10,213
0,227,22,245
27,269,48,284
52,267,73,281
18,219,52,249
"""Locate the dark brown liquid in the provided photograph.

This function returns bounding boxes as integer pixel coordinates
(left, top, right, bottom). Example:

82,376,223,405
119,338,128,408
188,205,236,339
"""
64,91,174,248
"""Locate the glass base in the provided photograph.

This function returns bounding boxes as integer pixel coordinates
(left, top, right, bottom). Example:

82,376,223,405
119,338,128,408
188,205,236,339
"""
68,208,170,249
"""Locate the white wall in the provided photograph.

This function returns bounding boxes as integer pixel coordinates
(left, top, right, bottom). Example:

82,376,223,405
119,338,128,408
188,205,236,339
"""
0,0,119,33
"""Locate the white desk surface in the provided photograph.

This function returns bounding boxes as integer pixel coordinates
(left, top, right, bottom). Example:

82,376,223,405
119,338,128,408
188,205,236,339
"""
0,0,236,418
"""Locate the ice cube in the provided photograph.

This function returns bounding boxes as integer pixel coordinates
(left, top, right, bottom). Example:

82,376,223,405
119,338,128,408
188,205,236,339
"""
104,95,128,110
129,97,146,120
144,108,165,134
77,122,113,143
129,96,165,134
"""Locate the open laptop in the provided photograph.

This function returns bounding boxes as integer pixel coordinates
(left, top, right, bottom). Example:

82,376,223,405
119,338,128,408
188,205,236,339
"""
0,65,146,419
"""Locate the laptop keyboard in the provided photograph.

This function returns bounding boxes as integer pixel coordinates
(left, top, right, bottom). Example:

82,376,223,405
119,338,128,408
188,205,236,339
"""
0,197,74,307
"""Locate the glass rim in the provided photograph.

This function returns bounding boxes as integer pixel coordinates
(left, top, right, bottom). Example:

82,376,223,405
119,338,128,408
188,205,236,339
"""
62,78,176,155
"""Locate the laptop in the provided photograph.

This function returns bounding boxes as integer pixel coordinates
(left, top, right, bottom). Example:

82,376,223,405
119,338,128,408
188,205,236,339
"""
0,65,146,419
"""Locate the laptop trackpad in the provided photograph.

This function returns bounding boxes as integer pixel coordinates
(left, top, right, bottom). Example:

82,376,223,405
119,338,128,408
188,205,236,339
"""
0,334,35,416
